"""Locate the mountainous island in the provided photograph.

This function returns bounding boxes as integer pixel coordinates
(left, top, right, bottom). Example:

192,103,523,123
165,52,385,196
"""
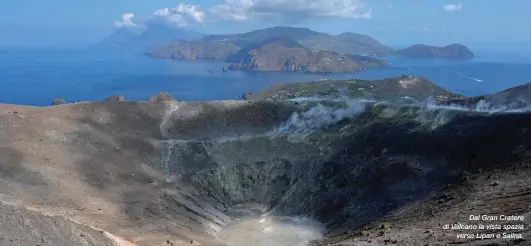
145,27,391,73
395,43,474,59
98,23,205,49
97,28,140,49
224,37,388,73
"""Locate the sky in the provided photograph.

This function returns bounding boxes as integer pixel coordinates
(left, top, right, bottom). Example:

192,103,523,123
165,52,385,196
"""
1,0,530,48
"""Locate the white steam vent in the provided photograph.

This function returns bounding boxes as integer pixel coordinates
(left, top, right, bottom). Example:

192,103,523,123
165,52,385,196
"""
272,100,368,136
218,216,325,246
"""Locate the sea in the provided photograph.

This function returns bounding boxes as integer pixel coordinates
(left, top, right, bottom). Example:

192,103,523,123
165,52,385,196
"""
1,47,530,106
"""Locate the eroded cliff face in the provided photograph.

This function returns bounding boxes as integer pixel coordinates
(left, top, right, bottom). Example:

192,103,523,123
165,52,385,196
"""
226,44,376,73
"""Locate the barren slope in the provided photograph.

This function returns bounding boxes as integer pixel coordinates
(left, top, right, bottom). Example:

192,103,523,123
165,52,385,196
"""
1,86,530,246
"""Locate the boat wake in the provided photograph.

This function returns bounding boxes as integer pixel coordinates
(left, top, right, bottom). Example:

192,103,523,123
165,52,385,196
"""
466,76,484,83
454,72,484,83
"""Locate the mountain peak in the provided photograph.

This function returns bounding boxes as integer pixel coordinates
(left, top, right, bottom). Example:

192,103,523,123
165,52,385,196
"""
140,24,205,41
98,24,205,49
97,28,139,48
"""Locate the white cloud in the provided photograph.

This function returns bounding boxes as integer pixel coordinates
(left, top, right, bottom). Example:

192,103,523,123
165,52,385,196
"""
149,4,206,27
210,0,372,22
210,0,253,21
114,13,137,28
443,3,462,12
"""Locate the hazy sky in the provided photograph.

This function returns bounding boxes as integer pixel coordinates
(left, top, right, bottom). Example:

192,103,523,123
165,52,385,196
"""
1,0,530,47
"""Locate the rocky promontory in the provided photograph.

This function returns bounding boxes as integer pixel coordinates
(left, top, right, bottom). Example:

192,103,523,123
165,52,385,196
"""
396,43,474,59
104,95,125,102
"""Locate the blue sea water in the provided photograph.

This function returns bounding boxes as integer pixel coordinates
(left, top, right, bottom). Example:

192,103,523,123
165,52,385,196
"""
0,47,530,106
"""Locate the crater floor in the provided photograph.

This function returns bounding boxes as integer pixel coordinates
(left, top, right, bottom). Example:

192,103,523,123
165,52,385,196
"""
218,216,325,246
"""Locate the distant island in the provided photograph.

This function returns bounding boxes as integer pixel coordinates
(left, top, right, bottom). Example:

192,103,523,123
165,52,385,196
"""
97,23,205,49
395,44,474,59
145,26,391,74
101,25,477,73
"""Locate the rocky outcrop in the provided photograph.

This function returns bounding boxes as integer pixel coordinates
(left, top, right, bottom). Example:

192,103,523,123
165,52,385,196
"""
104,95,125,102
52,98,66,106
226,37,388,73
147,92,176,102
396,43,474,59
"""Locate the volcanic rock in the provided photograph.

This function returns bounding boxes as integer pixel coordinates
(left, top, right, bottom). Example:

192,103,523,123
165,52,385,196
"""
147,92,176,102
52,98,66,106
104,95,125,102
